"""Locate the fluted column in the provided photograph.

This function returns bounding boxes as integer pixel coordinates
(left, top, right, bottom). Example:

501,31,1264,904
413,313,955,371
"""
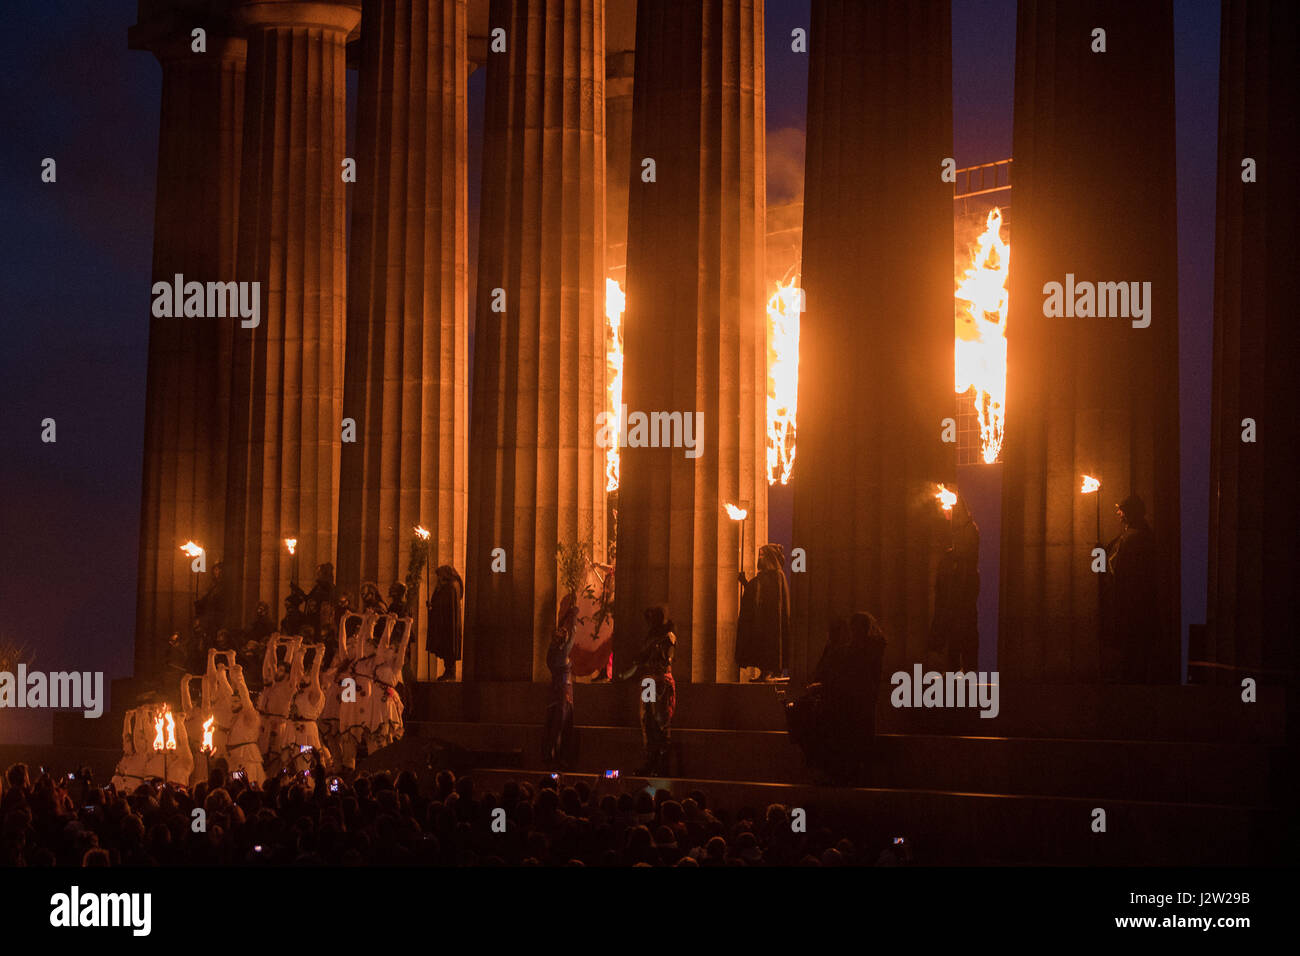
466,0,607,681
224,0,360,625
337,0,469,677
1206,0,1299,683
614,0,767,682
131,8,246,677
789,0,954,681
604,10,634,285
999,0,1181,682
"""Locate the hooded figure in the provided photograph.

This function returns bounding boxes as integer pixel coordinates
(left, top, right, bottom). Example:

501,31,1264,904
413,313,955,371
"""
736,544,792,680
1102,494,1165,683
280,584,307,636
427,565,464,680
789,612,887,785
928,497,980,672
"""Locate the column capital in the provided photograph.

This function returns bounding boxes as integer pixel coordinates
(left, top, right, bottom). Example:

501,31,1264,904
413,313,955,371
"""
236,0,360,36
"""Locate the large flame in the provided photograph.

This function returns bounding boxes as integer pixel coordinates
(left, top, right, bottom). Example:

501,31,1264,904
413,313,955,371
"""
954,208,1009,464
201,715,215,754
1081,475,1101,494
935,484,957,514
153,705,176,752
604,278,626,492
766,280,802,485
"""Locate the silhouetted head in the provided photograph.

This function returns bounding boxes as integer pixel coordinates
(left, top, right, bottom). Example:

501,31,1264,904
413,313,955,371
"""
757,544,784,573
1116,494,1147,527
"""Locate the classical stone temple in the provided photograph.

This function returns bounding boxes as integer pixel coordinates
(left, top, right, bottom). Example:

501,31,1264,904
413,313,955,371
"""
613,0,768,682
1205,0,1299,684
790,0,955,680
998,0,1182,683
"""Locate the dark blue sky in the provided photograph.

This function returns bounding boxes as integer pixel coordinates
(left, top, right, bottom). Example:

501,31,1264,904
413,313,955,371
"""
0,0,1218,741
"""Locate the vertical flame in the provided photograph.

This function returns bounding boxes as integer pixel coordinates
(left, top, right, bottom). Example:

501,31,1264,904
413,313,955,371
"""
766,281,802,485
201,716,215,754
153,705,177,752
604,278,626,492
954,208,1009,464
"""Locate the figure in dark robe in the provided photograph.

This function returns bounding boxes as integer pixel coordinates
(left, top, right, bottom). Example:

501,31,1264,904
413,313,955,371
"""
427,565,464,681
542,604,580,768
386,582,408,618
193,562,228,645
245,601,275,644
787,611,887,785
736,543,792,680
618,606,677,776
306,563,338,647
280,584,307,636
928,498,980,672
1102,494,1165,683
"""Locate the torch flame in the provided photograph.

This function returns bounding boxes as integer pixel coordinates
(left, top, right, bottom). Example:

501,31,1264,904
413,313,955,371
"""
153,705,177,752
954,207,1009,464
180,541,203,558
604,278,626,492
284,537,297,555
413,525,430,541
201,715,215,754
766,280,802,486
724,502,748,521
1081,475,1101,494
935,484,957,513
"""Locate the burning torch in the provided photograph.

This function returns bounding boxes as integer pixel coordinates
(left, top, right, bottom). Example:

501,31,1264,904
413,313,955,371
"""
200,715,215,755
284,537,298,586
725,502,748,586
153,704,177,782
414,525,432,598
1081,475,1101,544
935,484,957,545
181,541,205,616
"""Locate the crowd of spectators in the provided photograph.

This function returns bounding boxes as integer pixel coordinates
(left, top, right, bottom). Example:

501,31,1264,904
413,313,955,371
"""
1,761,910,867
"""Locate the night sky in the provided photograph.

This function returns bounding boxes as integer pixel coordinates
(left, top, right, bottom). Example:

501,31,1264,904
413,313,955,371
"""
0,0,1218,742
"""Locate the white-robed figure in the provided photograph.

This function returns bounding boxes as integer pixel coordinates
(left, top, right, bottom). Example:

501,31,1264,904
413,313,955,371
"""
225,664,266,786
319,644,346,767
258,634,299,770
111,704,154,791
336,611,377,771
367,614,413,752
178,673,211,786
204,649,236,759
279,642,329,773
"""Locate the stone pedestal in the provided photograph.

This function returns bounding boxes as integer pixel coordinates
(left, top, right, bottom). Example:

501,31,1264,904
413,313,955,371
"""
999,1,1181,683
337,0,469,680
614,0,767,682
789,0,954,680
466,0,607,681
223,0,360,625
130,10,246,676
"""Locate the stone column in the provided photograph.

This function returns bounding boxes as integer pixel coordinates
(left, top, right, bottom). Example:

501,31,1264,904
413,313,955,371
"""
999,1,1181,683
1206,0,1299,683
466,0,607,681
130,6,246,677
604,1,635,285
789,0,954,681
614,0,767,683
337,0,469,680
224,0,360,626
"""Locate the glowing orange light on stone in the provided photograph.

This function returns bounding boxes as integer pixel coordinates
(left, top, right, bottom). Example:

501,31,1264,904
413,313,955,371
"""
766,280,802,485
955,207,1009,464
604,278,625,492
